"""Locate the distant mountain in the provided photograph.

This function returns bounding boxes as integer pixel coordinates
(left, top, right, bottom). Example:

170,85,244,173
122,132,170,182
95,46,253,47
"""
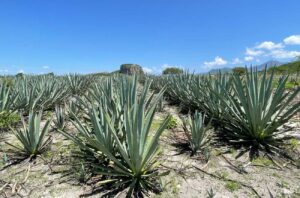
208,67,232,74
207,60,284,74
268,60,300,74
256,60,284,70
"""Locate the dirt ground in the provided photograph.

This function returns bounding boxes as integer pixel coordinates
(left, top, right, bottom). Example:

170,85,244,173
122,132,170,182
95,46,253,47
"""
0,104,300,198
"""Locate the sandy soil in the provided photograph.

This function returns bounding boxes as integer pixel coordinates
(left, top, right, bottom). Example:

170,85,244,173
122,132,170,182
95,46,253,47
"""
0,104,299,198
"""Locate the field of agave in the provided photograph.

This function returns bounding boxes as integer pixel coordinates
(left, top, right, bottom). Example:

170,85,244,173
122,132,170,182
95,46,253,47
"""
0,69,300,197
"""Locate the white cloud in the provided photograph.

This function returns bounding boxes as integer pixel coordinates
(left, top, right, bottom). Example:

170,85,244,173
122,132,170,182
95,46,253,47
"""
270,49,300,59
232,58,243,64
203,56,227,69
284,35,300,45
18,69,24,73
42,65,50,69
142,67,153,74
244,56,254,61
256,41,283,50
245,48,264,56
204,35,300,70
140,64,183,74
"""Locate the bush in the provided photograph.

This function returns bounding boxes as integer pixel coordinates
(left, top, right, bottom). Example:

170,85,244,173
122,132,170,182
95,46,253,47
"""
166,115,178,129
162,67,183,75
225,181,241,192
1,78,14,87
16,73,25,79
232,67,246,75
0,111,20,130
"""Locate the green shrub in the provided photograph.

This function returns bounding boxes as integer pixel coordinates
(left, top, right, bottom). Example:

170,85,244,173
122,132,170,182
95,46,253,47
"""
232,67,246,75
1,78,14,87
225,181,241,192
166,115,178,129
162,67,183,75
16,73,24,78
289,138,299,150
252,157,273,166
285,79,300,89
0,111,20,130
268,60,300,74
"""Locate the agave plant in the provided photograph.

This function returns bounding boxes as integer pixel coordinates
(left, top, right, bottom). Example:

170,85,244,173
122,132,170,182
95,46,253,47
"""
217,68,300,157
86,77,123,123
166,73,196,106
149,75,167,93
157,96,164,112
34,75,68,110
0,81,17,112
0,82,20,132
60,76,171,197
11,77,43,112
66,74,94,96
100,100,170,197
60,106,117,163
54,105,67,130
7,111,52,158
67,100,82,120
194,73,233,121
182,111,211,155
12,75,68,113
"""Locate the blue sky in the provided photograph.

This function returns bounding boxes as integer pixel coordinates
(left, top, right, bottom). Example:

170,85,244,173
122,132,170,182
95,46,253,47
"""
0,0,300,74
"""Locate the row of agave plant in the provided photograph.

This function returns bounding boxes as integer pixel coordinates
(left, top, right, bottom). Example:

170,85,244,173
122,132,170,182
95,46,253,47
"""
0,73,96,114
150,68,300,158
0,69,299,196
1,75,194,197
60,76,173,196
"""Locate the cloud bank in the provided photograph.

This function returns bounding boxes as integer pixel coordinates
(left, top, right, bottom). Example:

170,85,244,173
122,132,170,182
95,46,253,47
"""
202,34,300,70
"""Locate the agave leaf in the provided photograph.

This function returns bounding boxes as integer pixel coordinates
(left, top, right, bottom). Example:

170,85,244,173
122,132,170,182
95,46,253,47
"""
61,75,170,196
214,68,300,155
7,111,52,157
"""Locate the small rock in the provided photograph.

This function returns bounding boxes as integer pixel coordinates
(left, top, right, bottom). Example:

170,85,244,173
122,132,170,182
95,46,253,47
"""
282,188,292,195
